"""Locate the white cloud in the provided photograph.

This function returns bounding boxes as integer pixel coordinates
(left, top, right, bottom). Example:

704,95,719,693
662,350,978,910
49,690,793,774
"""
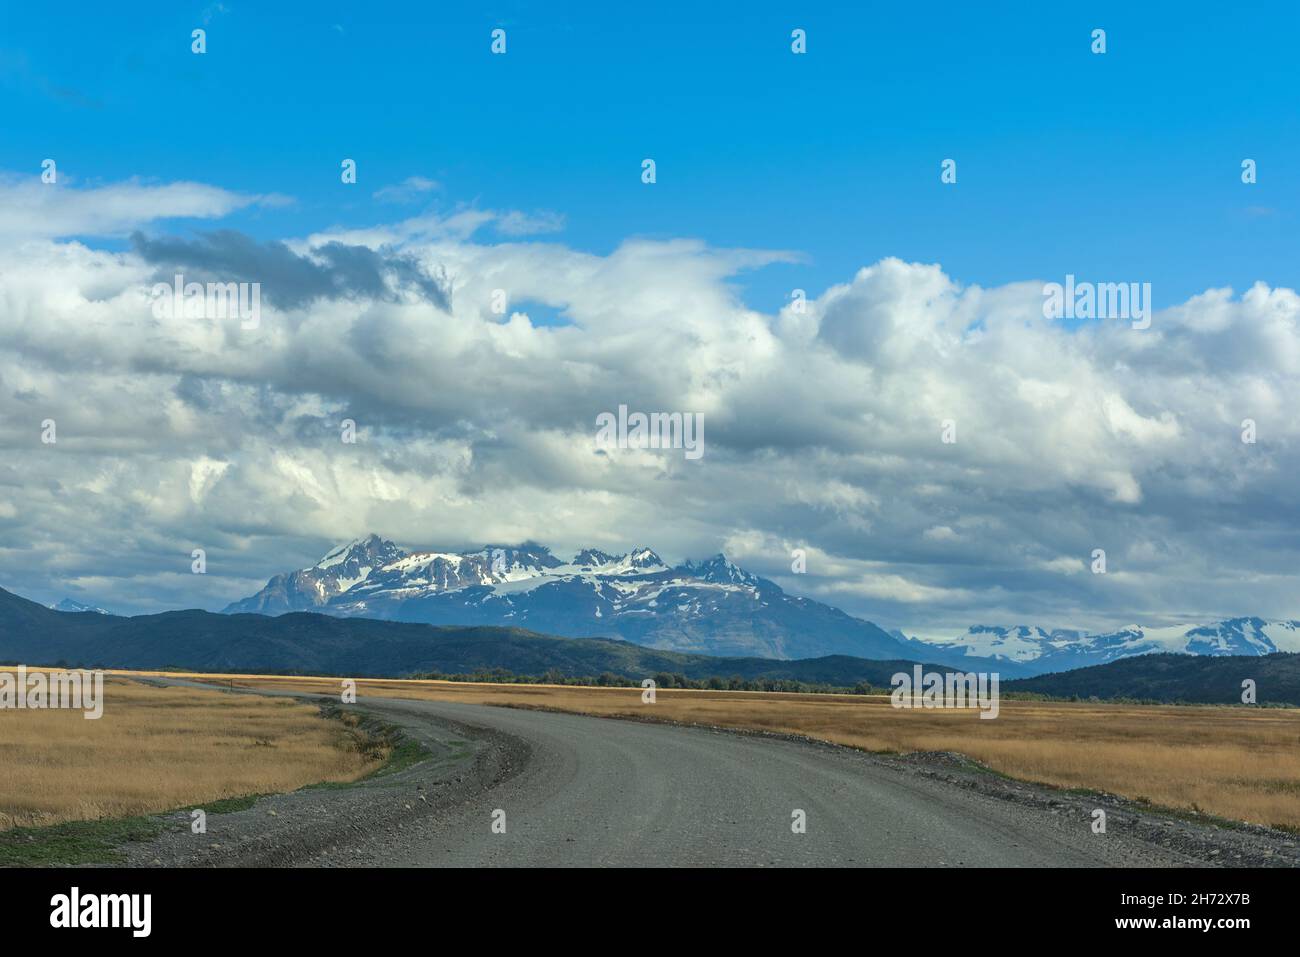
0,174,275,241
2,177,1299,634
373,176,441,204
494,209,566,236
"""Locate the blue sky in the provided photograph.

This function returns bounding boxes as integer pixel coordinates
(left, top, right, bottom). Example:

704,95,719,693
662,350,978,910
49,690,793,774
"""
2,1,1296,310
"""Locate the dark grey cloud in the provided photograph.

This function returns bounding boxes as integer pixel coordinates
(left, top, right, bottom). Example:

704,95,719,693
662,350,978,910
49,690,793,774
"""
131,230,451,311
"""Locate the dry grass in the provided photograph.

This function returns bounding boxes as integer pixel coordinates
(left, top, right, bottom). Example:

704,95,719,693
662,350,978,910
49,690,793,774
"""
153,671,1300,831
0,675,387,830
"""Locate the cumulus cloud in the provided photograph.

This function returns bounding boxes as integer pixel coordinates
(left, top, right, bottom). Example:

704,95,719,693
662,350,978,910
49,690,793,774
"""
1,176,1298,637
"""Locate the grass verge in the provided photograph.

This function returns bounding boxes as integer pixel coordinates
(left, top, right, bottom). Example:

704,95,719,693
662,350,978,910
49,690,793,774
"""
0,695,417,866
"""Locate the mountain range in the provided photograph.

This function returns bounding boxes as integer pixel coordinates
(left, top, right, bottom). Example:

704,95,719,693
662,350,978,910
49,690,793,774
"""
4,583,1297,705
903,620,1300,674
224,535,1300,676
223,534,939,664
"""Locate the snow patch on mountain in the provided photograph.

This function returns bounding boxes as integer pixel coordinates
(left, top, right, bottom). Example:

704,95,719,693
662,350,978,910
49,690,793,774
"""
51,598,109,615
906,617,1300,675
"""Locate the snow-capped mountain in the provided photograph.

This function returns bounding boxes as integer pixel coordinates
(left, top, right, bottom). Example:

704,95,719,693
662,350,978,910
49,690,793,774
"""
51,598,109,615
905,619,1300,675
225,534,405,615
224,538,1300,672
223,535,920,662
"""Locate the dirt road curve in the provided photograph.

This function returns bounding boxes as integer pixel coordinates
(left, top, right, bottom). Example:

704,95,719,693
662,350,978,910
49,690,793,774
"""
123,687,1300,868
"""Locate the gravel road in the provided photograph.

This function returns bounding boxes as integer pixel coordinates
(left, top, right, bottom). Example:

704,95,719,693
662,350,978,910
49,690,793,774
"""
121,686,1300,868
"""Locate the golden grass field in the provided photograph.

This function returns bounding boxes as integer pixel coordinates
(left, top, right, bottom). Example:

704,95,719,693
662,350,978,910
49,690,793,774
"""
0,675,387,831
6,669,1300,833
151,671,1300,831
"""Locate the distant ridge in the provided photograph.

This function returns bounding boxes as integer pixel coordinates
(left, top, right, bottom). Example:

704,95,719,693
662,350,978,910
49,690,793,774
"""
906,620,1300,675
1005,652,1300,706
0,583,949,685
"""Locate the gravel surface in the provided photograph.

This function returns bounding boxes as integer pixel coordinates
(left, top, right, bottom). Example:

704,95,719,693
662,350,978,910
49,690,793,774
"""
118,684,1300,868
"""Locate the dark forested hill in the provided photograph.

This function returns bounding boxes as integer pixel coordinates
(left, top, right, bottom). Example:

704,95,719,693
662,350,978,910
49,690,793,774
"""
0,585,937,685
1006,652,1300,706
